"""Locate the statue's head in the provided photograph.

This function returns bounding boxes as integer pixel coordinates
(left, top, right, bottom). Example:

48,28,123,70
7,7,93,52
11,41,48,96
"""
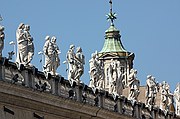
91,53,96,59
175,83,180,93
147,75,152,79
134,69,137,74
51,36,56,43
130,69,134,73
18,23,25,29
0,25,4,31
76,47,82,53
27,25,30,30
24,25,30,31
152,77,155,81
70,44,75,50
45,35,50,41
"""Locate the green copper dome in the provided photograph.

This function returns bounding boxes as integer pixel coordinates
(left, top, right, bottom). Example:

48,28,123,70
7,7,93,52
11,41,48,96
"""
100,25,127,54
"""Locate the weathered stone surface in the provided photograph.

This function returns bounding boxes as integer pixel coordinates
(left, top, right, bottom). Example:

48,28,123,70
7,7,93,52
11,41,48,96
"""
0,81,133,119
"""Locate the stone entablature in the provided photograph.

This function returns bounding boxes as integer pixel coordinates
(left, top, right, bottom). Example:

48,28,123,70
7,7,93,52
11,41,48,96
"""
0,57,179,119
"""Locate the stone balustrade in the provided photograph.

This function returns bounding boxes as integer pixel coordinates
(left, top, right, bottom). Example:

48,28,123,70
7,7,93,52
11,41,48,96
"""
0,57,179,119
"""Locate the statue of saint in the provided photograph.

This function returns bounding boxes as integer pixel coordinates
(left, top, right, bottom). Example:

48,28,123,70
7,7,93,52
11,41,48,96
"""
89,53,98,88
89,52,104,89
0,25,5,57
160,81,175,111
24,25,34,65
66,45,85,85
51,36,60,75
145,75,158,108
16,23,34,67
74,47,85,80
174,83,180,116
43,36,60,76
108,59,118,94
66,44,76,84
43,36,51,72
16,23,27,65
116,61,125,95
128,69,140,100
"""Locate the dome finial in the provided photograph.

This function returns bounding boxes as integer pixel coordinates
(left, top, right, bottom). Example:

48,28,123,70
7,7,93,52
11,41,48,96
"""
106,0,117,26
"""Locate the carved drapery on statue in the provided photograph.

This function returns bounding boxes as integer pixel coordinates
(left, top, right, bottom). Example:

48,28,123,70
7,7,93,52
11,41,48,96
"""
16,23,34,68
66,45,85,86
0,25,5,57
174,83,180,116
127,69,140,101
43,36,60,77
89,52,104,90
145,75,158,109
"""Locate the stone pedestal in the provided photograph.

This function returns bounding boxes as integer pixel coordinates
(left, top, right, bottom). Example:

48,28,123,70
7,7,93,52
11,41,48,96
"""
51,77,59,95
22,69,29,87
117,97,124,114
151,110,156,119
98,91,105,108
0,58,5,81
134,103,140,118
75,84,83,102
0,65,5,81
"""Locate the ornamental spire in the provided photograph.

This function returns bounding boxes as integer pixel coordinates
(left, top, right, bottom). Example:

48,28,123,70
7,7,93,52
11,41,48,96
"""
106,0,117,26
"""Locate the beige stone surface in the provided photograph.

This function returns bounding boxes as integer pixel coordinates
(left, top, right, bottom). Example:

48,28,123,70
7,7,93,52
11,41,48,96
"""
0,81,133,119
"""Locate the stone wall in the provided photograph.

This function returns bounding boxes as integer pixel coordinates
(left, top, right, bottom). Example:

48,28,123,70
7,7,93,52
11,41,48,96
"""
0,57,180,119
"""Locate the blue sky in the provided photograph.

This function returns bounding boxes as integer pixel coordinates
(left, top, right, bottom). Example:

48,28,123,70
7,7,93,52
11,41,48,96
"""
1,0,180,91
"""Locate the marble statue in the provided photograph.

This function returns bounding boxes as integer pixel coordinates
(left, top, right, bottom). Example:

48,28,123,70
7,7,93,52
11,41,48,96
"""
16,23,34,67
0,25,5,56
66,45,85,85
66,44,76,84
51,36,60,75
108,59,118,94
24,25,34,64
160,81,175,111
16,23,27,65
145,75,158,108
107,60,125,96
43,35,51,72
128,69,140,100
43,36,60,76
74,47,85,80
174,83,180,115
116,61,125,95
89,52,104,89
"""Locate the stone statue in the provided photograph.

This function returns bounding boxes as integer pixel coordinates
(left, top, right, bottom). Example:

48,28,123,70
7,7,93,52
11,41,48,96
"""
24,25,34,64
174,83,180,115
108,59,118,94
43,35,51,72
43,36,60,76
66,45,85,85
128,69,140,100
0,25,5,57
66,44,76,84
16,23,34,67
89,53,97,88
51,36,60,75
160,81,175,112
16,23,26,65
145,75,158,108
89,52,104,89
116,61,125,95
74,47,85,80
